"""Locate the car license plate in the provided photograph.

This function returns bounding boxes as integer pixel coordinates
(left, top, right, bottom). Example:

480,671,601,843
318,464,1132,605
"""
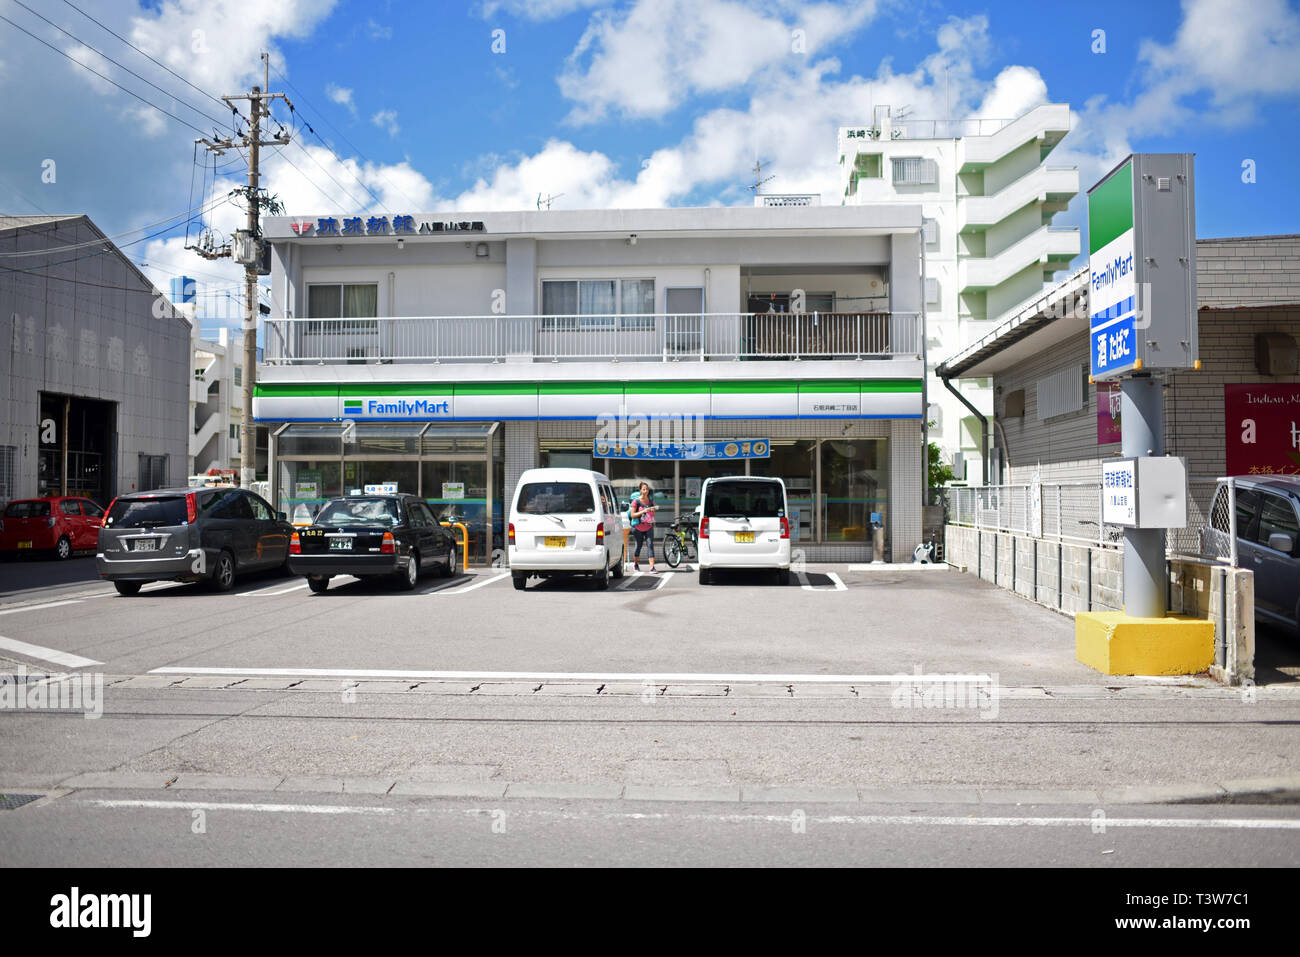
17,540,33,549
330,537,353,551
734,531,755,543
544,536,567,548
132,539,158,552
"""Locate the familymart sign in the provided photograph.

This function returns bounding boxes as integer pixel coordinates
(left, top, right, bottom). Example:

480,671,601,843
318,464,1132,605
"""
1086,154,1198,380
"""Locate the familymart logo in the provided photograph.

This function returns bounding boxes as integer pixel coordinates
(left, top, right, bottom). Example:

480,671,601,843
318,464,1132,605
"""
344,397,451,417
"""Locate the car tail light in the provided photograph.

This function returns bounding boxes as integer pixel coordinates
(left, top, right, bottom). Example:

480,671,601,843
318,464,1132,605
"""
508,523,515,545
381,531,396,554
699,517,709,540
596,522,605,543
289,531,301,555
185,492,197,524
780,516,790,539
104,497,118,527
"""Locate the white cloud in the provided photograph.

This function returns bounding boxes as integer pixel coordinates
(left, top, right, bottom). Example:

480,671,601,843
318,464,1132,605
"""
476,0,606,21
558,0,878,123
974,65,1049,121
326,83,358,118
371,109,400,137
366,18,393,40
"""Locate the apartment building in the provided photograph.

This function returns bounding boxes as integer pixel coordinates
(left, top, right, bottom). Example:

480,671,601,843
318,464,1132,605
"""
258,204,927,564
839,103,1080,480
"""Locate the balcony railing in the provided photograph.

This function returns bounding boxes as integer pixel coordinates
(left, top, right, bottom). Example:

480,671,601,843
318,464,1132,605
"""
262,312,922,365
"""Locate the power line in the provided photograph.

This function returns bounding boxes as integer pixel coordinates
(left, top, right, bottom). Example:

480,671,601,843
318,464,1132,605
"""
271,66,423,210
6,0,237,136
0,12,213,137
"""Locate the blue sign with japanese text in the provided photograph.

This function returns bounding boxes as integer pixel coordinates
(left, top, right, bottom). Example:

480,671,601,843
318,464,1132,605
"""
593,439,770,460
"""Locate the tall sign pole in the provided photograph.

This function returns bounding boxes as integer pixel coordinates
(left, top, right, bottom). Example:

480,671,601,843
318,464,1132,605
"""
1088,154,1198,618
194,53,291,488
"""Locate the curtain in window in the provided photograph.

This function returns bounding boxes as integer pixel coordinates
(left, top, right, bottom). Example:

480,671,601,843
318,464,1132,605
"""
620,279,654,331
307,285,341,319
579,280,616,328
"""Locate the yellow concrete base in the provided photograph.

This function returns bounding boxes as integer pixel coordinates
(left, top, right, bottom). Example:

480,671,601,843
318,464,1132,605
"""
1075,611,1215,676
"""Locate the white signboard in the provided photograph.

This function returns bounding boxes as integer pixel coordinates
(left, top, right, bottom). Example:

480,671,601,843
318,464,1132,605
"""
441,482,465,500
364,483,398,495
294,482,318,500
1102,460,1137,526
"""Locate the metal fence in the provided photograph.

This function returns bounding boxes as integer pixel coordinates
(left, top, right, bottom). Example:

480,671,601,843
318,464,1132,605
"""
951,479,1238,562
949,483,1123,549
262,312,922,365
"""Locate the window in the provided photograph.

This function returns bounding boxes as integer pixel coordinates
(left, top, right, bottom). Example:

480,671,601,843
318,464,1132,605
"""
1256,494,1299,552
891,157,938,186
234,366,242,387
230,425,239,439
855,154,882,177
925,277,940,304
211,490,253,521
1036,365,1084,421
80,500,104,518
0,445,15,503
515,481,595,515
541,279,655,331
922,217,939,245
5,501,51,518
307,283,379,333
60,500,82,516
1235,489,1261,537
247,494,272,521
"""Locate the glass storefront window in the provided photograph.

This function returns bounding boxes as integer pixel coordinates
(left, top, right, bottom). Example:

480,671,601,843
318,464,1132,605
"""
277,460,343,525
820,439,888,542
353,425,424,456
605,459,675,527
422,460,494,563
278,425,344,457
751,440,815,543
355,461,421,497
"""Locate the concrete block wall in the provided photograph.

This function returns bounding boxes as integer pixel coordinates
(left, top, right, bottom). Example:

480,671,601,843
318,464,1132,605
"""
1169,559,1254,685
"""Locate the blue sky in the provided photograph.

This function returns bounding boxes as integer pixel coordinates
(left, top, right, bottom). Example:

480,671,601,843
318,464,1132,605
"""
0,0,1296,318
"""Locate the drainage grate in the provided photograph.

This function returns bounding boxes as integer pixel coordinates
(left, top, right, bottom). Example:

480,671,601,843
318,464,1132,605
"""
0,793,43,811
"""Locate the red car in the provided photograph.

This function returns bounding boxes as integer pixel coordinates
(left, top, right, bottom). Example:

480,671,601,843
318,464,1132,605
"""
0,497,105,560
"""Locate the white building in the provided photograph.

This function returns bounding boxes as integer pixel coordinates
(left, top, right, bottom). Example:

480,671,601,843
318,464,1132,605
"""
259,204,928,564
187,322,245,476
839,103,1079,482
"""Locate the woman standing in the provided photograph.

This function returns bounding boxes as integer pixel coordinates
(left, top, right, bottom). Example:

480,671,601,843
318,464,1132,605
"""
630,482,657,573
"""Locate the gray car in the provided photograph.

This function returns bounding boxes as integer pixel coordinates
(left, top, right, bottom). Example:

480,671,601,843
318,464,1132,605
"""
97,487,293,596
1205,475,1300,633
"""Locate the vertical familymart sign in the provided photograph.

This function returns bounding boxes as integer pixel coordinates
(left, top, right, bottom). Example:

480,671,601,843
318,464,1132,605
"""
1087,154,1198,381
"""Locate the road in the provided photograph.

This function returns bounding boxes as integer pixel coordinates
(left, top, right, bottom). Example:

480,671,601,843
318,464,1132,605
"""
1,561,1297,867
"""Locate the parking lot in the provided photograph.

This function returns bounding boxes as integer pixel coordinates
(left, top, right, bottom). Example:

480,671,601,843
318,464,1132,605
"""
0,561,1116,686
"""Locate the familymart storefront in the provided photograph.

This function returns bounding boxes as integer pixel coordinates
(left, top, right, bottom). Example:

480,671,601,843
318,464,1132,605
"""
255,376,924,565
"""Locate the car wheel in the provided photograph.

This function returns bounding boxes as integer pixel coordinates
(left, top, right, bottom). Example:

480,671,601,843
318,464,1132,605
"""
611,546,625,579
307,575,329,594
208,551,236,592
699,568,712,585
442,544,458,578
53,535,71,561
396,552,419,591
113,580,143,596
513,573,527,591
593,558,609,591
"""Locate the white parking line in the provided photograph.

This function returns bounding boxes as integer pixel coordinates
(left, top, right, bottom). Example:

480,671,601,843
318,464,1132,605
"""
82,798,395,816
148,666,997,683
798,571,847,592
242,582,310,597
0,636,101,669
0,599,83,616
431,571,510,596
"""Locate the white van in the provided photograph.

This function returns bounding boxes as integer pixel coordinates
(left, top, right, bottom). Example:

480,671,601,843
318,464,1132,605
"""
508,468,626,591
697,475,791,585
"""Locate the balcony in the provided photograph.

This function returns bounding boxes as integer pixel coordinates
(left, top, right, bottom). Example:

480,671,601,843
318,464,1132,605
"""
958,166,1079,232
959,227,1080,292
262,312,922,366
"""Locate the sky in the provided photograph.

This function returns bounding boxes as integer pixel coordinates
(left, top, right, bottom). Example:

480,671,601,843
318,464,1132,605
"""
0,0,1297,325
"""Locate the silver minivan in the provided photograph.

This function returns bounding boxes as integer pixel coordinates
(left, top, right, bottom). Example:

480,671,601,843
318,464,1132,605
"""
508,468,625,590
1204,475,1300,633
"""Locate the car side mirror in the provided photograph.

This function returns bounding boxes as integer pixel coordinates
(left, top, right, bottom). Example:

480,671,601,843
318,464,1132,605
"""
278,511,288,522
1267,532,1294,553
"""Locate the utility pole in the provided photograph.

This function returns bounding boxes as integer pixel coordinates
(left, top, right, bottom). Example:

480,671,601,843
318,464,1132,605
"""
193,53,290,489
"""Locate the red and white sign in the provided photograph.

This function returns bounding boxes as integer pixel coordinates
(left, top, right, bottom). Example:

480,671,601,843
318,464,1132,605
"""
1225,384,1300,476
289,220,314,235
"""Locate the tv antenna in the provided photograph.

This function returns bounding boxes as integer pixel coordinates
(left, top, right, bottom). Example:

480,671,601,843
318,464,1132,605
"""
536,192,564,210
746,159,776,194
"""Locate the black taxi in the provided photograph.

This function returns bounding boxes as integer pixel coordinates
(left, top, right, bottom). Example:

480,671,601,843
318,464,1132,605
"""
288,493,460,593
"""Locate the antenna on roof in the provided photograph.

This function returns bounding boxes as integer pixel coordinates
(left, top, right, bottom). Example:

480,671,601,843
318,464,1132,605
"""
536,192,564,210
745,159,776,195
